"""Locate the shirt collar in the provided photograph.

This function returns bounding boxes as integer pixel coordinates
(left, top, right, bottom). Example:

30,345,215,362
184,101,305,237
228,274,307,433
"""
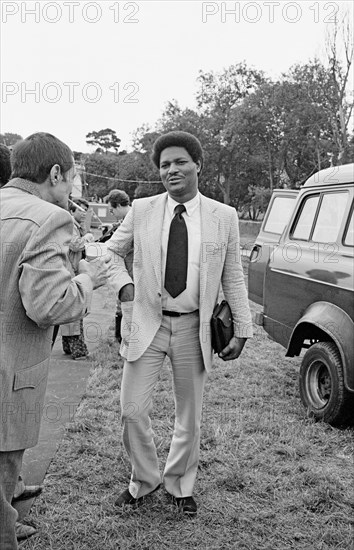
3,177,44,200
167,191,200,217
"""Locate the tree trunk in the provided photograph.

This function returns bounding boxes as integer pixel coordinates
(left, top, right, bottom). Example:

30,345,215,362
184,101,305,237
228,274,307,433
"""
216,171,230,204
316,143,321,171
267,141,274,191
337,104,349,164
223,177,231,205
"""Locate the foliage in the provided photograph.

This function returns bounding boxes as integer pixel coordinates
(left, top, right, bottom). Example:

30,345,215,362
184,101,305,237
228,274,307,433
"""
84,149,161,202
115,151,161,200
223,81,279,203
225,67,338,191
84,152,120,198
120,151,159,183
0,132,23,147
132,124,161,155
324,12,353,164
241,186,272,221
196,64,266,204
134,182,164,199
281,62,341,181
196,63,265,116
86,128,121,154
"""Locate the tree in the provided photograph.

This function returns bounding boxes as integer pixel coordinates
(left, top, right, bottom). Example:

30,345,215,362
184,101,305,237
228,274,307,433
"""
348,134,354,163
195,63,265,204
84,152,120,198
131,125,163,194
241,186,272,221
116,150,160,199
134,182,164,199
280,60,349,182
224,81,282,198
83,148,162,201
225,64,341,191
0,133,22,147
132,124,161,155
86,128,121,154
325,11,354,164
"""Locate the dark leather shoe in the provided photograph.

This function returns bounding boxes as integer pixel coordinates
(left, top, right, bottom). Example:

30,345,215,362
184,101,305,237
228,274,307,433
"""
15,522,37,540
115,484,160,507
12,485,43,503
172,495,197,516
114,488,139,507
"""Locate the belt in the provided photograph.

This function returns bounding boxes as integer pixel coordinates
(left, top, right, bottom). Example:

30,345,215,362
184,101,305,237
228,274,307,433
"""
162,309,199,317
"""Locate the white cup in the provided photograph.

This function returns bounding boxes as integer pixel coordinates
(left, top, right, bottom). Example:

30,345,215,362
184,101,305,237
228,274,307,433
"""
85,242,108,261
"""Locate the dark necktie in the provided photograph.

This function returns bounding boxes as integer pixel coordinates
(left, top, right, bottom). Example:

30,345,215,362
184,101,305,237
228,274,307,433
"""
165,204,188,298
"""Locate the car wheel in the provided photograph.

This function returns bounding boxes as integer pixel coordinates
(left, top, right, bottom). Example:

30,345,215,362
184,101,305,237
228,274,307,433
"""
299,341,354,426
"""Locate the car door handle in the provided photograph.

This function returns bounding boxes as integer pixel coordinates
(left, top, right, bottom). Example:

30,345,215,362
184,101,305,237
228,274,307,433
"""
250,245,261,262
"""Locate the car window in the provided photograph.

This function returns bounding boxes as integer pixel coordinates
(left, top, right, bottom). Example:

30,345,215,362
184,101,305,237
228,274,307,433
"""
344,207,354,246
291,195,319,240
263,196,296,234
312,192,348,243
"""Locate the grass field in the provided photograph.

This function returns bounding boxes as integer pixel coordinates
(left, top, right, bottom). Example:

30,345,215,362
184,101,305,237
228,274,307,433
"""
22,258,353,550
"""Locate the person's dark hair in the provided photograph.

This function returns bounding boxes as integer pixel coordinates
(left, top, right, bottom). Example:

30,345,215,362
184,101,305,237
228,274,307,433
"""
0,143,12,186
75,197,89,210
69,197,89,212
151,131,204,171
107,189,130,208
11,132,73,184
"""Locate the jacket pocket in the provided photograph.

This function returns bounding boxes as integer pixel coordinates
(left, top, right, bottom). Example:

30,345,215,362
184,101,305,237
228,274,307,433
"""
13,359,50,391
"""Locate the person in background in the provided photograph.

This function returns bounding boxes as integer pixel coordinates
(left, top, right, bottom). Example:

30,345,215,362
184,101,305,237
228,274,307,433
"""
0,143,12,186
61,198,95,359
101,189,132,342
99,189,131,243
0,132,108,548
107,131,252,517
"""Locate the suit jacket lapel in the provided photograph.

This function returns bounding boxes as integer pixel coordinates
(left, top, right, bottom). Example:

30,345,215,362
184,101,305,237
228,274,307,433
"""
146,193,168,288
200,195,220,301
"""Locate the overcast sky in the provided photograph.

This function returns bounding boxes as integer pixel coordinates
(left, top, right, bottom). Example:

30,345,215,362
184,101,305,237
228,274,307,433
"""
1,0,353,152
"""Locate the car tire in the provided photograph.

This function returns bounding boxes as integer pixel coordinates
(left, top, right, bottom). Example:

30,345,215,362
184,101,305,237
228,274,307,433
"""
299,341,354,426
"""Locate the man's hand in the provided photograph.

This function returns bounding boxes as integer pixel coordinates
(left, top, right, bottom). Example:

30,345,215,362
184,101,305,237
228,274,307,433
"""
83,233,95,243
219,336,247,361
78,257,110,290
119,283,135,302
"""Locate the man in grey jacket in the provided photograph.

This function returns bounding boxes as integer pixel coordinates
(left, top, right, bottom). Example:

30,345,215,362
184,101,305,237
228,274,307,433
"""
0,132,108,549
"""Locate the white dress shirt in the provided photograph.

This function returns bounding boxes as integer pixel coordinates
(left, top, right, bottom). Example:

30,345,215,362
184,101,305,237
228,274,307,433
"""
161,192,201,312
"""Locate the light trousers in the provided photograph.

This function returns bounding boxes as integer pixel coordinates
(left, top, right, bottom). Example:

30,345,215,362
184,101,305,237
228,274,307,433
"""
120,311,207,499
0,450,24,550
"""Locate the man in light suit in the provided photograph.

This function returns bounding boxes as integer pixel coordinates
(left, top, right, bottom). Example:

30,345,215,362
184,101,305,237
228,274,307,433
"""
107,131,253,516
0,132,108,549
